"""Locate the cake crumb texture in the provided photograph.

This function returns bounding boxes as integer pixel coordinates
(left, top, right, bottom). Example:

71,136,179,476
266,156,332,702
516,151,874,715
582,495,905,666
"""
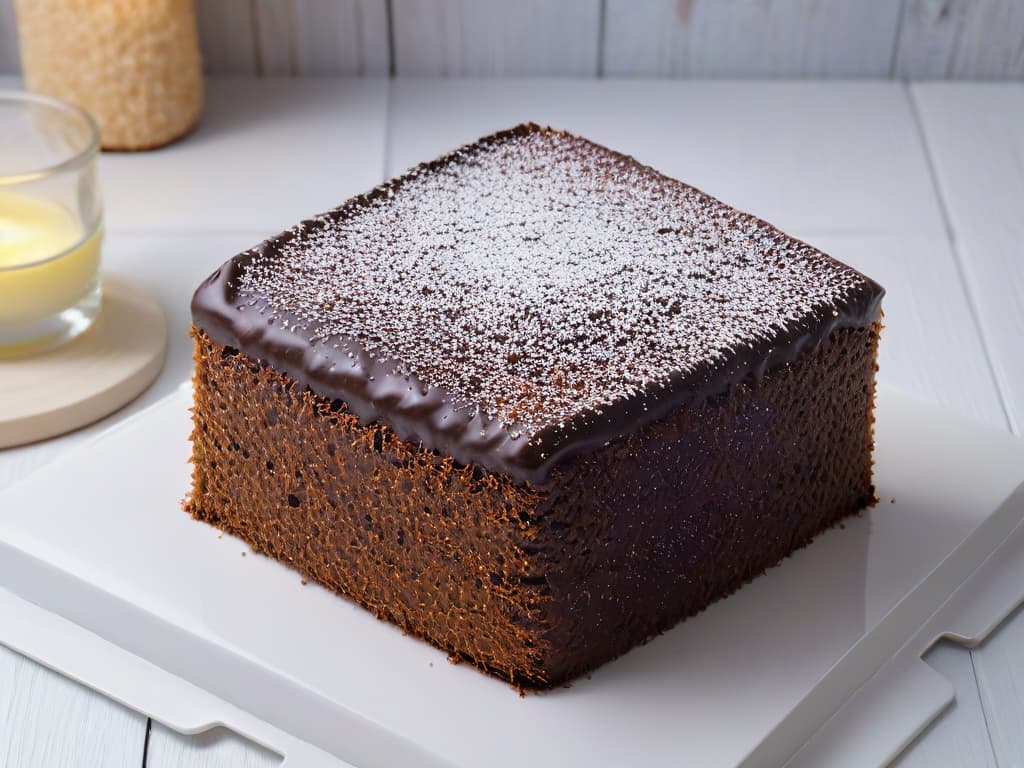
187,321,879,688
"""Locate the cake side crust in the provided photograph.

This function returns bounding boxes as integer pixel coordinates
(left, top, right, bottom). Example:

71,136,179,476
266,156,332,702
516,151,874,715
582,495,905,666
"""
186,328,556,686
187,317,880,689
535,320,881,683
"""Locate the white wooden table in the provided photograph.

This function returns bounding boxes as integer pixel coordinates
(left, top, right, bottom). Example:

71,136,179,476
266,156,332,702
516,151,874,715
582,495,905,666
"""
0,77,1021,767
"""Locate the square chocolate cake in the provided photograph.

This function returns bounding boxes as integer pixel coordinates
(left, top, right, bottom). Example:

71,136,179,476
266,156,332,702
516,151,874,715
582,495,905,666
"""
188,124,884,689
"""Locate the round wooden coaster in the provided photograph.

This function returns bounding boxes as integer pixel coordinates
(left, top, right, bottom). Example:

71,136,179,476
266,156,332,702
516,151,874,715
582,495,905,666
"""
0,276,167,449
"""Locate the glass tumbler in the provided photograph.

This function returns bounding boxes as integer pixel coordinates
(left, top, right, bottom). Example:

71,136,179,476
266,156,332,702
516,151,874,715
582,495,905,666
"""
0,91,102,357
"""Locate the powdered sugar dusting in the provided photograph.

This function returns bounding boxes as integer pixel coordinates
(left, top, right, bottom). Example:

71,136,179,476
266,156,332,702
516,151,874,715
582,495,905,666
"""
234,126,872,441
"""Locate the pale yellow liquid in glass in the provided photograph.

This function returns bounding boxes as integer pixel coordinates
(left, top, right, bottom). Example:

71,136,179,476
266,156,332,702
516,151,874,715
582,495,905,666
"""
0,190,101,326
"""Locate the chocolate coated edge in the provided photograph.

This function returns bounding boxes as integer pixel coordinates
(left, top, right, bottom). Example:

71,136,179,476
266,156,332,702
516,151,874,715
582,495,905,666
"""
191,124,885,485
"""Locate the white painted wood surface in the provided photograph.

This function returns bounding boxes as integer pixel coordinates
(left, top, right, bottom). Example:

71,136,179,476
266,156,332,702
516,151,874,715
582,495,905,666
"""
602,0,904,77
4,0,1024,78
895,0,970,79
0,646,146,768
948,1,1024,78
909,80,1024,768
910,82,1024,435
195,0,258,76
974,606,1024,768
0,0,18,74
895,0,1024,79
391,0,601,76
1,78,1023,767
252,0,388,76
98,77,389,234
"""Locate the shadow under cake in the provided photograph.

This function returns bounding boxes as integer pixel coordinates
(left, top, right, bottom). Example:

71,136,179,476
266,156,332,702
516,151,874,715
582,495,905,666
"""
187,124,884,689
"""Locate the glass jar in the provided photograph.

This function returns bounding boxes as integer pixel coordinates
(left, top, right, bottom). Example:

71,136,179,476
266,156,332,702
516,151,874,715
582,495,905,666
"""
0,91,103,357
15,0,203,151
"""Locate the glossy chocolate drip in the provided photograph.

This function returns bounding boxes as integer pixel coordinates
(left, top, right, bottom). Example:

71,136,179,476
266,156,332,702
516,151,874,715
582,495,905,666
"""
191,124,884,484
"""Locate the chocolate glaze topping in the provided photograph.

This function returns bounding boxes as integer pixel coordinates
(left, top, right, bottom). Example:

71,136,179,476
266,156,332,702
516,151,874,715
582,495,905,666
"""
192,124,884,484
